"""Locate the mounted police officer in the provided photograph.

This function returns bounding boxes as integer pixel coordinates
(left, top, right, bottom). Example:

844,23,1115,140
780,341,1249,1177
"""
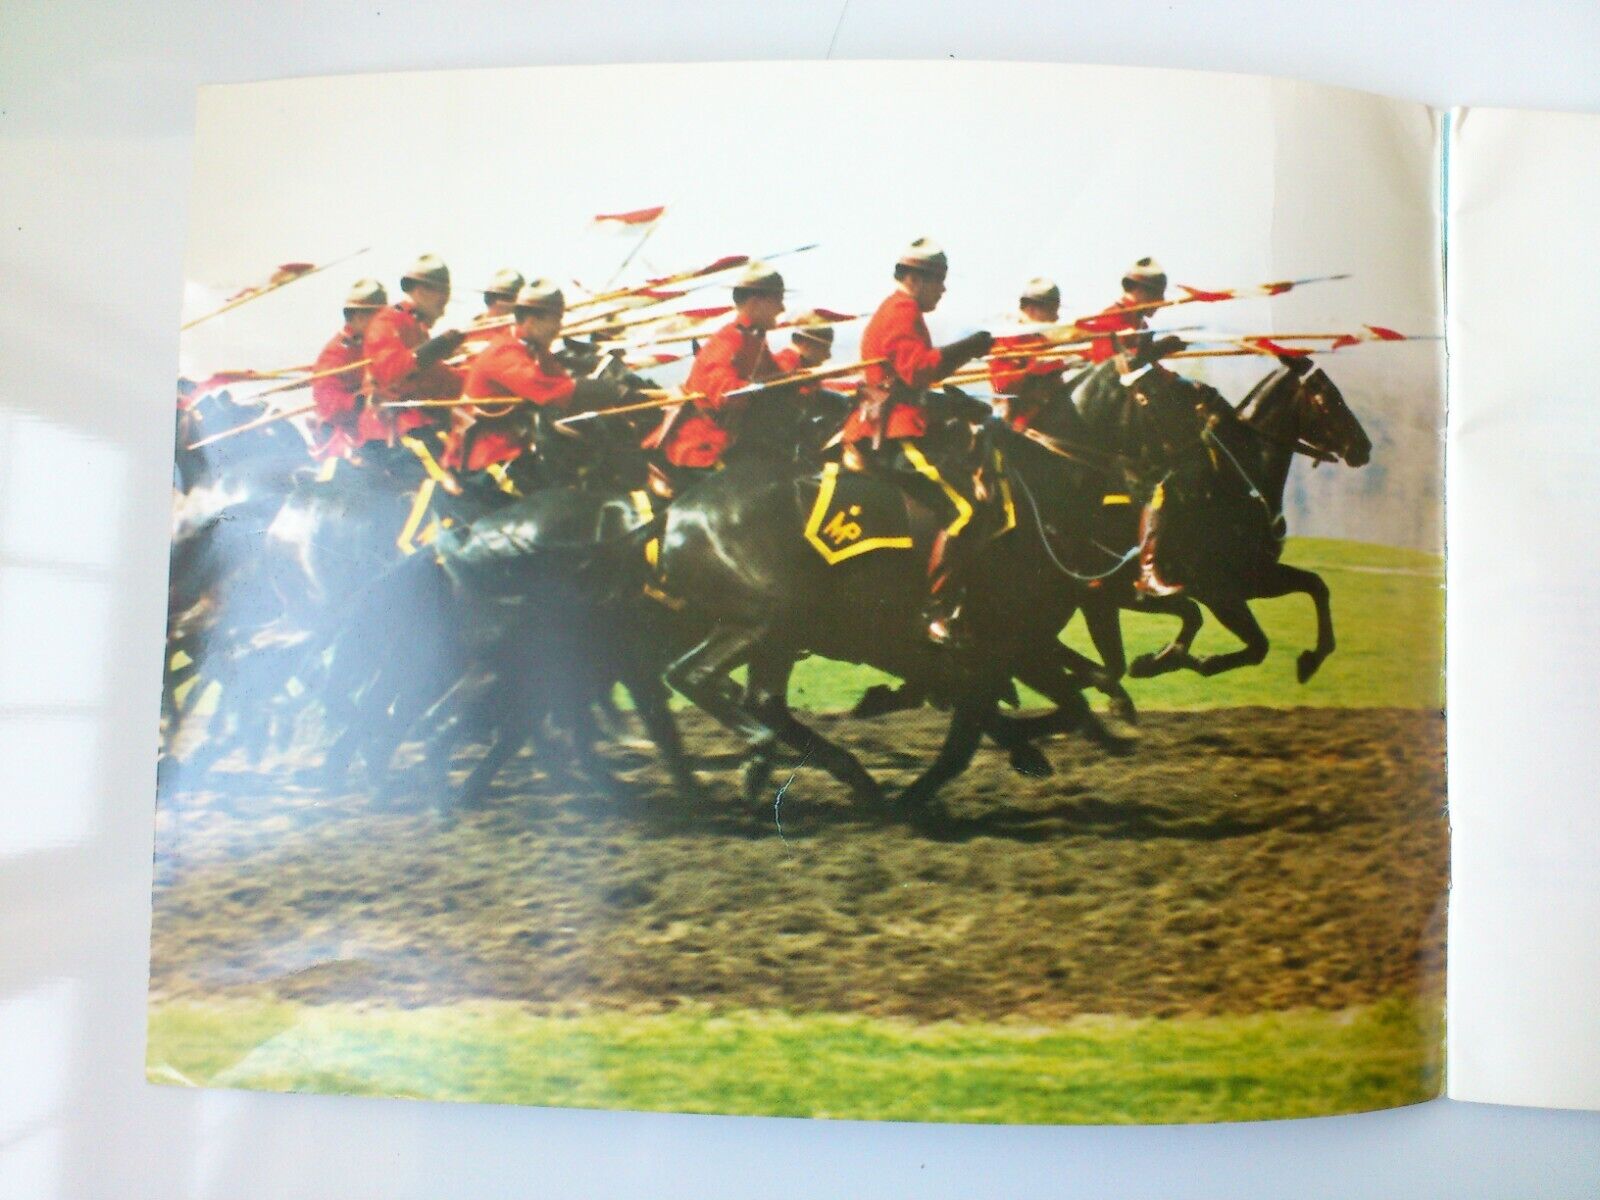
360,253,472,483
448,278,622,494
772,316,834,378
840,237,995,645
1081,256,1167,363
309,277,388,462
1096,257,1186,596
989,276,1071,431
649,261,785,481
461,267,525,353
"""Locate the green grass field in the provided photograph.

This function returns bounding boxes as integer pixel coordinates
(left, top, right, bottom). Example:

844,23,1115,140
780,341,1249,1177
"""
148,994,1440,1124
786,537,1444,713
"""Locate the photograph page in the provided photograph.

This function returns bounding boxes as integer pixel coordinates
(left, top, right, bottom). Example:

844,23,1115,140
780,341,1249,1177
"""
150,60,1446,1124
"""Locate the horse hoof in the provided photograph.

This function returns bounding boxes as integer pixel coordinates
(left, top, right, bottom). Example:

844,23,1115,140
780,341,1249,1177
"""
742,763,777,807
1083,715,1138,757
1128,654,1159,679
1296,650,1323,684
851,684,912,720
1007,743,1053,778
901,800,959,838
1107,691,1140,724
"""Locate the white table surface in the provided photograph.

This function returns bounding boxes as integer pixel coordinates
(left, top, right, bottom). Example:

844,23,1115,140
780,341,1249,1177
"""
2,2,1598,1195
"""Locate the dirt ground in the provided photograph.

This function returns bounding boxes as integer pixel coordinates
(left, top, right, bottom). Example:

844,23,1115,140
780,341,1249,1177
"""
148,706,1446,1022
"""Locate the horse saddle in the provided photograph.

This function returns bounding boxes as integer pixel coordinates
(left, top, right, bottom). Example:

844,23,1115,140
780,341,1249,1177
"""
797,462,919,565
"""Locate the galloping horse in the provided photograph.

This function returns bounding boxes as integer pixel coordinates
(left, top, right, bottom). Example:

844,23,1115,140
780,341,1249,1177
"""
653,413,1124,815
1070,352,1372,681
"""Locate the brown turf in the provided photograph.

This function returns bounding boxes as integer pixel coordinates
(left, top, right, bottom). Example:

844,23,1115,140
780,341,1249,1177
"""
148,707,1446,1022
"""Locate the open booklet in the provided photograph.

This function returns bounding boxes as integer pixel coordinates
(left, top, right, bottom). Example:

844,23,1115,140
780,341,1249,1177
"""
145,59,1595,1124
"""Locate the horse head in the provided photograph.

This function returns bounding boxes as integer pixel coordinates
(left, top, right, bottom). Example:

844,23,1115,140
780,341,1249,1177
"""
1238,357,1371,468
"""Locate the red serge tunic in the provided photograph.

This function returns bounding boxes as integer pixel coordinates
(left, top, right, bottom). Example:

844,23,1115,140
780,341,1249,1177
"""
989,325,1068,430
770,346,825,399
309,325,366,460
658,317,779,468
841,289,945,444
459,314,512,358
1078,298,1149,364
362,300,463,439
446,337,576,471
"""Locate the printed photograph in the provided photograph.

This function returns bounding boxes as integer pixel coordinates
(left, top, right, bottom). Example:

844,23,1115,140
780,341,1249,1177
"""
148,61,1447,1123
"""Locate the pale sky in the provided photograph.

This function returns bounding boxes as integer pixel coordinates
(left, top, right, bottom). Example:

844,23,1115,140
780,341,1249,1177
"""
179,59,1445,548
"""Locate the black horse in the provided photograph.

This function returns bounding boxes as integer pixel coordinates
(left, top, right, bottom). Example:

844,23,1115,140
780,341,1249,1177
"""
652,413,1129,815
1071,353,1372,681
316,481,703,814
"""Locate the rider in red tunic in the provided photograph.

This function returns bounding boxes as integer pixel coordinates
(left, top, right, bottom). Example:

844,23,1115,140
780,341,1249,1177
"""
651,262,785,472
1085,257,1184,596
842,238,995,644
309,277,388,461
989,276,1068,430
445,278,619,492
1079,256,1167,364
459,267,523,356
361,254,467,450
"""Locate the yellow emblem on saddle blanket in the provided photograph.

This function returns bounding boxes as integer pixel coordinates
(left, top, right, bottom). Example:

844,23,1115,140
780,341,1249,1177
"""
802,463,914,565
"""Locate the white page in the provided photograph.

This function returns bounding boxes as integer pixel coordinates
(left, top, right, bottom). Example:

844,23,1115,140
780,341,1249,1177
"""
1446,106,1600,1108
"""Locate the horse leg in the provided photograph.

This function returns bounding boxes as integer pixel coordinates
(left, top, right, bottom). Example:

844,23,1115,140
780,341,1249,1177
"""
1128,595,1206,678
621,669,702,800
851,681,927,720
664,624,772,743
565,692,628,801
1188,595,1270,677
1078,598,1138,722
896,696,991,820
743,649,886,811
1249,563,1335,682
455,719,530,813
1012,656,1134,756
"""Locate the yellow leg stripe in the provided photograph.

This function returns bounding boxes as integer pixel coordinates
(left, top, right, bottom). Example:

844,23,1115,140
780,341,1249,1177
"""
316,456,339,483
899,443,973,537
629,489,654,523
400,436,454,488
1150,481,1166,512
1102,493,1133,506
485,462,519,495
396,478,437,556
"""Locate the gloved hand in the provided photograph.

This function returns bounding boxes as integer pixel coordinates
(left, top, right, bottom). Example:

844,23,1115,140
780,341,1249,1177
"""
414,329,467,367
938,330,994,373
1144,334,1187,362
571,378,625,409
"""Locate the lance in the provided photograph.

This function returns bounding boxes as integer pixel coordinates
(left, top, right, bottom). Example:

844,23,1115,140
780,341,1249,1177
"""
566,242,818,313
597,205,668,289
570,304,735,341
184,401,317,451
559,288,689,333
567,253,749,312
188,365,313,391
180,247,371,331
1001,273,1353,355
554,356,886,427
601,307,858,353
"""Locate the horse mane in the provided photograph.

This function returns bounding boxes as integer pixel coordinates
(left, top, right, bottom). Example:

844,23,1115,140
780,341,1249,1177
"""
1233,362,1297,422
